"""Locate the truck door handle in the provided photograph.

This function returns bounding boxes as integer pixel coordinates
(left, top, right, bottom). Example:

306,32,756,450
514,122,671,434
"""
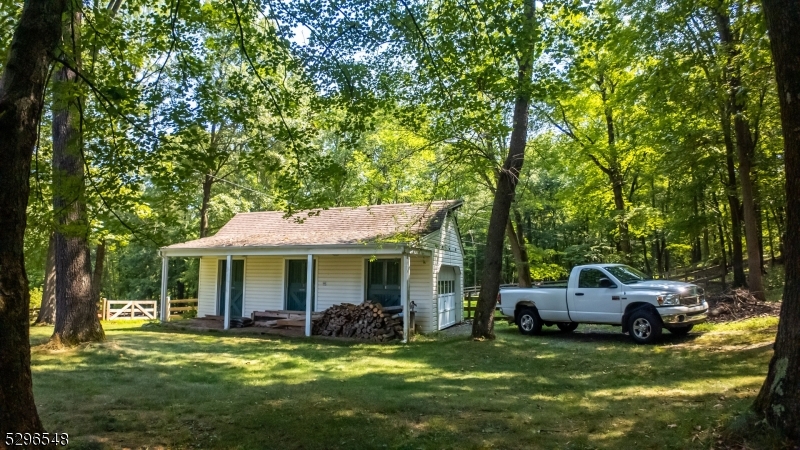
574,293,584,296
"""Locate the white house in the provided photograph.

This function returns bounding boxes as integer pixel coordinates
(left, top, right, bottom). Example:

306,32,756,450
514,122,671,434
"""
158,200,465,338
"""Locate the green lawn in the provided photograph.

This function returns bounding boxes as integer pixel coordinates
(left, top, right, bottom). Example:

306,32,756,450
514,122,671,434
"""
29,318,780,449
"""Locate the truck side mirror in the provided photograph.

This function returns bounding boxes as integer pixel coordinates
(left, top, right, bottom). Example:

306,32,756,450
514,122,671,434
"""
599,278,617,288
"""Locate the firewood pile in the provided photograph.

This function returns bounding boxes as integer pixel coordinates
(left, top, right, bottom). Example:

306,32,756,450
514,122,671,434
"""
312,301,404,341
707,289,781,322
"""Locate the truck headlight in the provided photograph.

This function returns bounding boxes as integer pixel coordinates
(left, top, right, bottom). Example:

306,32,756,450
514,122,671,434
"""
660,294,681,306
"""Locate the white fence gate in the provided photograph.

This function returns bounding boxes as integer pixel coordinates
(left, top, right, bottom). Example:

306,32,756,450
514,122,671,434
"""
103,300,158,320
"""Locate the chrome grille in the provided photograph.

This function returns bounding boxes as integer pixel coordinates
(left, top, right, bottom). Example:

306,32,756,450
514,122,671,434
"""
680,295,701,306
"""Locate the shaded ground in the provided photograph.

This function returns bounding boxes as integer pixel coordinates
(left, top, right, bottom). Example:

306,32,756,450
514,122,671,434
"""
30,317,783,449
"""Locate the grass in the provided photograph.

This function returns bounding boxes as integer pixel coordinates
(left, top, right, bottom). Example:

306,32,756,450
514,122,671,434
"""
29,318,782,450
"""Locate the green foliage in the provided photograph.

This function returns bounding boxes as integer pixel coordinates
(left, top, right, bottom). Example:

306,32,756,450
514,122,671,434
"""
13,0,786,297
29,287,43,310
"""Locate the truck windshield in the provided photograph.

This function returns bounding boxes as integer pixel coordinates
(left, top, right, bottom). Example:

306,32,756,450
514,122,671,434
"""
603,265,648,284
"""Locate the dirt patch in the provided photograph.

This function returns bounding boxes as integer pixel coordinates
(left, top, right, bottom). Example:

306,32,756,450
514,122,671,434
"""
436,321,473,337
707,289,781,323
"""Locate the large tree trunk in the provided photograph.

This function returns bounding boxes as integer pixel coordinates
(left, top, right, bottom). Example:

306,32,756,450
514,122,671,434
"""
506,209,532,287
753,0,800,439
34,232,57,325
50,4,105,347
0,0,65,436
472,0,536,339
199,173,213,238
715,7,765,300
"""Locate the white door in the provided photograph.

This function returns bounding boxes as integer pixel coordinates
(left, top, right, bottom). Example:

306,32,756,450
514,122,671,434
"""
438,266,457,329
568,268,623,323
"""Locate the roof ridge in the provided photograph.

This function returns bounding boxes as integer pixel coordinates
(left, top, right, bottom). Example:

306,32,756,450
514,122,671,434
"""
233,199,460,216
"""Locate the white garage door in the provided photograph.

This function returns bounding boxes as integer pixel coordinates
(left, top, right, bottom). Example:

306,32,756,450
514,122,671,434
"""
437,266,457,329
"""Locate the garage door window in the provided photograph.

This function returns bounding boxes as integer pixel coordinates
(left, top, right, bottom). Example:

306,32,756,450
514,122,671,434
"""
438,280,455,295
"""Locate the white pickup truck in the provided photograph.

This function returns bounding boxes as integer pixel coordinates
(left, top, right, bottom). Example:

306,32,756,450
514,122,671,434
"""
496,264,709,344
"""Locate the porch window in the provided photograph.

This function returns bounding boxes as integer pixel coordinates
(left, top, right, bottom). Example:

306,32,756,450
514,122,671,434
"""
366,259,401,307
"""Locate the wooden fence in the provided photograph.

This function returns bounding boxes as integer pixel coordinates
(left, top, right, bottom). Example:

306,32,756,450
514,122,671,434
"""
100,298,198,320
102,299,158,320
168,298,198,318
463,287,479,319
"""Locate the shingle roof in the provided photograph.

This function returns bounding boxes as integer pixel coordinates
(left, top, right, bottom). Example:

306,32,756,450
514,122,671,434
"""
163,200,462,250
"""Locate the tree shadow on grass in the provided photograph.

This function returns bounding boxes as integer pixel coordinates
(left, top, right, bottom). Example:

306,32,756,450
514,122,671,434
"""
31,321,774,450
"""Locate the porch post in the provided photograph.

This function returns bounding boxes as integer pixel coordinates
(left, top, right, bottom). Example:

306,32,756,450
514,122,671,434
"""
224,254,232,330
401,252,410,343
160,255,169,323
305,253,313,337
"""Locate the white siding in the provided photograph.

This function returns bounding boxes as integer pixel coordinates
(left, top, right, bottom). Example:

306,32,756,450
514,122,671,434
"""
421,214,465,330
317,255,364,310
193,212,463,334
198,257,218,317
243,256,284,315
410,255,434,332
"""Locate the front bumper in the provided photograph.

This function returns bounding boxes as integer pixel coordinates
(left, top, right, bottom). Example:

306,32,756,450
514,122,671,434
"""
658,302,708,327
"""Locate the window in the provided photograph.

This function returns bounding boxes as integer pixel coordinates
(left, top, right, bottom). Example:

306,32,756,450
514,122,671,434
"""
365,259,401,307
603,265,647,284
578,269,607,288
438,280,455,295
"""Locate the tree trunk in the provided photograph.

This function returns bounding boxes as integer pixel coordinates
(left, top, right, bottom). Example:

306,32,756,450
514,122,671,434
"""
34,232,57,325
712,192,729,290
765,208,775,264
199,173,213,238
0,0,65,436
472,0,536,339
506,209,532,287
611,175,630,254
722,118,747,286
655,236,664,275
753,0,800,439
598,72,630,256
715,7,765,300
92,239,105,304
50,4,104,347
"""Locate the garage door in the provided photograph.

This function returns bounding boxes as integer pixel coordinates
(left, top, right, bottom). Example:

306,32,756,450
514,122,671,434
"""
437,266,457,329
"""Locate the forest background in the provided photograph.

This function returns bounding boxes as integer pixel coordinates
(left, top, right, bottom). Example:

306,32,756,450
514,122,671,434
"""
3,0,800,441
2,0,786,307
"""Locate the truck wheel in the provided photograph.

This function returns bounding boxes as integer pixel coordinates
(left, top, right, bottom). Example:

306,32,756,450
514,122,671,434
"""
517,308,542,336
668,324,693,336
628,309,662,344
556,322,579,332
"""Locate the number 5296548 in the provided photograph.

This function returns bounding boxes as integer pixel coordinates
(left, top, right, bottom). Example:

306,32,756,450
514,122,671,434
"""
5,432,69,446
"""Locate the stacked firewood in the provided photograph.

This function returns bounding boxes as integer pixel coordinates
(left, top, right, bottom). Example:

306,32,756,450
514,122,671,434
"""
313,301,404,341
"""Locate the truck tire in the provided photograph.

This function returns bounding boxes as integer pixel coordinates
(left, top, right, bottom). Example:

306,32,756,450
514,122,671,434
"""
556,322,579,332
517,308,543,336
628,308,662,344
668,324,693,336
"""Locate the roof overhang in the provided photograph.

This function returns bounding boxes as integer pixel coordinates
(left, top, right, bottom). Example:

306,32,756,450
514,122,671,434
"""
158,243,432,258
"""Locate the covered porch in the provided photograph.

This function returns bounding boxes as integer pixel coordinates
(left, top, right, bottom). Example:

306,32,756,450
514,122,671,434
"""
158,244,431,342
